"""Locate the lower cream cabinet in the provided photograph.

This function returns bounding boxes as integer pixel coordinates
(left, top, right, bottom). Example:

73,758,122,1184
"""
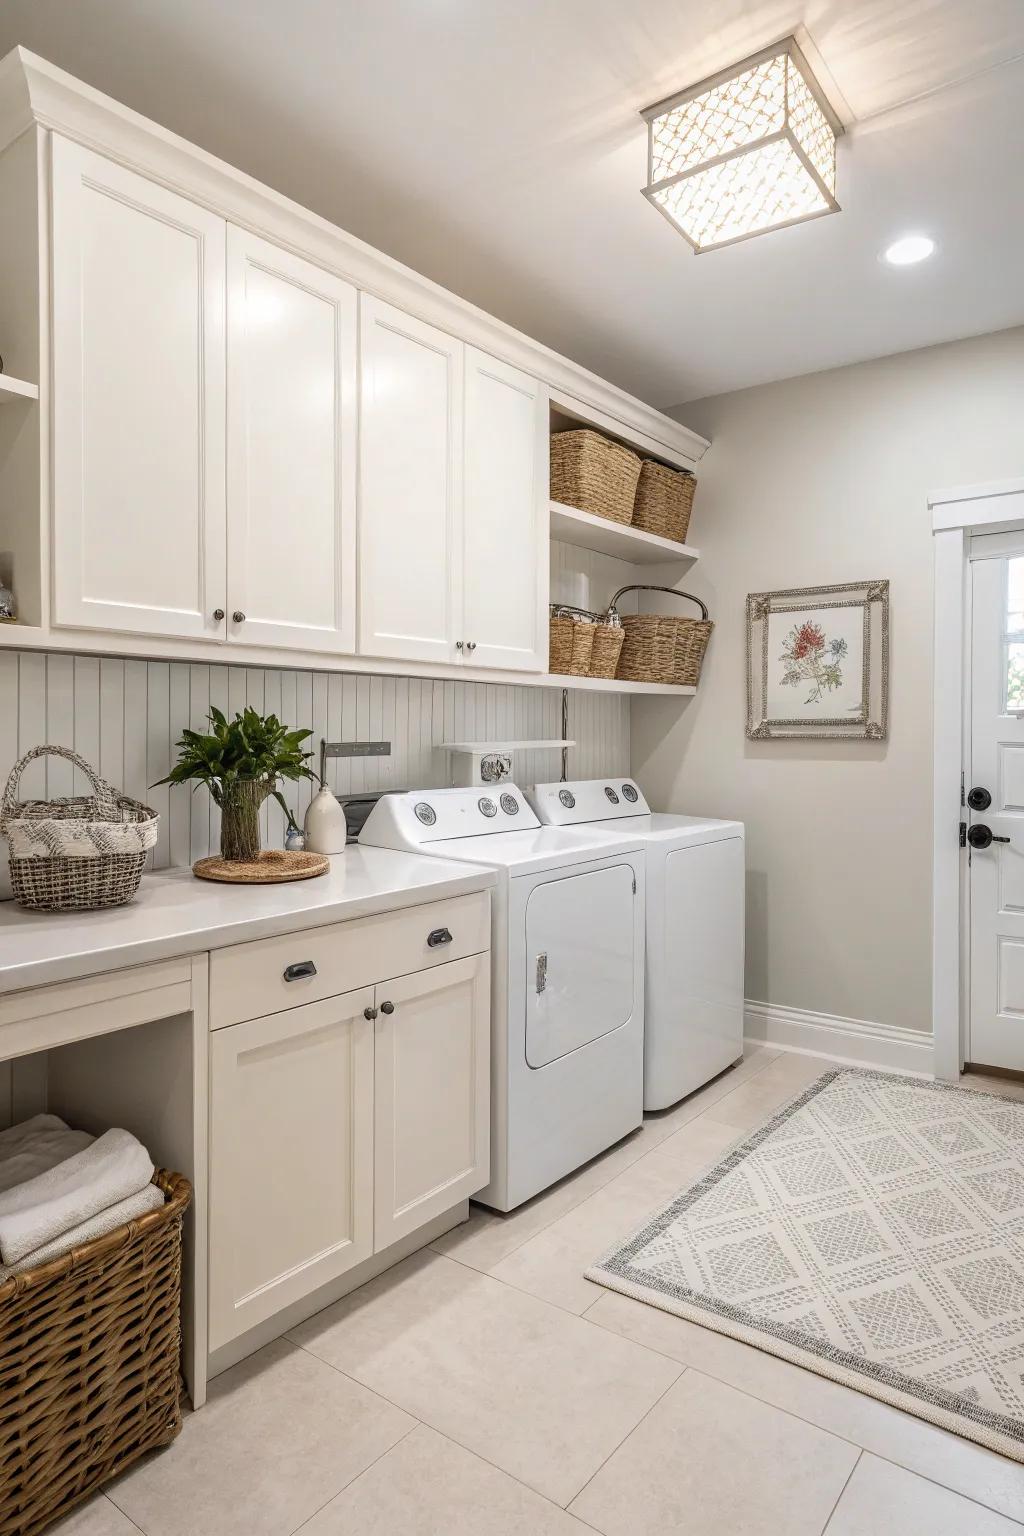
374,951,490,1246
208,986,376,1351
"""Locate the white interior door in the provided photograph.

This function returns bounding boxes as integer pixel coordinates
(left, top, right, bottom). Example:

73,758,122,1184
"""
51,137,226,639
968,540,1024,1069
462,348,548,671
358,295,463,664
226,228,357,653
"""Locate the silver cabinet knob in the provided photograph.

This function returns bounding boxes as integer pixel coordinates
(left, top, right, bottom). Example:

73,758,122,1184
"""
466,641,477,652
232,610,246,624
212,608,225,621
455,640,464,650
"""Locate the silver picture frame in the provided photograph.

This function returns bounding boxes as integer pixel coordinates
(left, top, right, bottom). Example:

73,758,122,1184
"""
746,580,889,740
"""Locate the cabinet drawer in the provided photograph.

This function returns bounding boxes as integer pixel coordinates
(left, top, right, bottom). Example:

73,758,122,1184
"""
209,891,490,1029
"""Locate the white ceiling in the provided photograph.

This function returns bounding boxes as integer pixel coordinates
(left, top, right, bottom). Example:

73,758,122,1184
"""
2,0,1023,407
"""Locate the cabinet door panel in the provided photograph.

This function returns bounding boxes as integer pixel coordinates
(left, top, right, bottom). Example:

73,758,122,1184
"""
226,229,357,652
209,989,374,1349
51,138,226,639
463,349,548,671
374,953,489,1247
359,296,463,664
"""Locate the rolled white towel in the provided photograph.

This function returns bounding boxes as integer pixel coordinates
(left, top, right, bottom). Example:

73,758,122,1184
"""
0,1182,165,1280
0,1127,154,1265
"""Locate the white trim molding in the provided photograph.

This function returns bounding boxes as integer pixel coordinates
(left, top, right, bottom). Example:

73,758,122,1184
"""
744,1000,935,1077
929,478,1024,1084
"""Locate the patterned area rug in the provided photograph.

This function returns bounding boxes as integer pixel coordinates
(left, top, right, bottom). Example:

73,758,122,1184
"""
587,1067,1024,1461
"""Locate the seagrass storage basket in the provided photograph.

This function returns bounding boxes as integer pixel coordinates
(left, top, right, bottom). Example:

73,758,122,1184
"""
611,586,713,687
0,746,159,912
0,1170,191,1536
589,618,625,679
632,460,696,544
549,606,598,676
550,429,641,525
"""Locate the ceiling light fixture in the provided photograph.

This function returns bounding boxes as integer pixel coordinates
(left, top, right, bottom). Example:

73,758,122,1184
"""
882,235,935,267
641,38,842,254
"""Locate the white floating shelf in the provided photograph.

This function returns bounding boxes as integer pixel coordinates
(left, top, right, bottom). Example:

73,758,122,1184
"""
543,673,696,696
0,374,39,403
441,739,575,752
550,502,699,566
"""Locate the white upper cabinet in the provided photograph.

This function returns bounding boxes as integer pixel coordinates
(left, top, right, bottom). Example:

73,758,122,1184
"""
226,229,357,653
358,295,464,665
51,138,227,639
463,348,548,671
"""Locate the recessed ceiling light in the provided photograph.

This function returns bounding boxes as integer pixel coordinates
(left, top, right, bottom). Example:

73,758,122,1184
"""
882,235,935,267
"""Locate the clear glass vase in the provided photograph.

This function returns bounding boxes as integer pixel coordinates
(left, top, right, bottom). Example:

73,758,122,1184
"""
218,779,273,862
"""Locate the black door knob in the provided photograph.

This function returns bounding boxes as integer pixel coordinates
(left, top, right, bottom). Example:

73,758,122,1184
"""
380,1000,395,1015
967,824,1011,850
967,786,992,811
363,1006,378,1020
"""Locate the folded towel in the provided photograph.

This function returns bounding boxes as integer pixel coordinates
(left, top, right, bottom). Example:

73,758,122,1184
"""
0,1119,94,1196
0,1182,165,1279
0,1127,154,1265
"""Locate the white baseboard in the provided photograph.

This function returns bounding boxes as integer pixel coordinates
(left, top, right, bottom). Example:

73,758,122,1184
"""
744,1000,935,1077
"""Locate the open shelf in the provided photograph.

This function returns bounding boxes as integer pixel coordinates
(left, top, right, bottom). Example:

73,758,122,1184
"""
441,739,574,752
543,673,696,696
550,502,699,567
0,374,39,404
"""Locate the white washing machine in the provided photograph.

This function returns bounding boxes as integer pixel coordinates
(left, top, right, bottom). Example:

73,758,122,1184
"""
527,778,744,1111
358,785,645,1210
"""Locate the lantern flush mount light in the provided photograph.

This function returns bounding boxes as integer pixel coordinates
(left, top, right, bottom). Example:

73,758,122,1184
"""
642,37,843,253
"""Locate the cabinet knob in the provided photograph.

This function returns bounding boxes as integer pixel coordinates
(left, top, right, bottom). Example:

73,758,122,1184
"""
212,608,225,622
380,1000,395,1015
466,641,477,652
364,1005,378,1021
232,610,246,624
455,640,464,651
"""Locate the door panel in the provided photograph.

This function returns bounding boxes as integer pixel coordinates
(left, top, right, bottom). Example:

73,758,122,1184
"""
525,864,636,1068
969,549,1024,1069
226,229,357,652
373,953,489,1247
358,296,463,664
208,988,374,1349
462,348,548,671
51,137,226,639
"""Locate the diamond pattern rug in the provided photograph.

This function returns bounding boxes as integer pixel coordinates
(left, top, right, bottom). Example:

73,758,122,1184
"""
587,1067,1024,1461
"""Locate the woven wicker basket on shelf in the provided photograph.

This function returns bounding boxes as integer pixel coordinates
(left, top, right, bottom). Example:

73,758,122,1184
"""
0,745,159,911
549,607,598,676
589,621,625,679
610,586,713,687
632,460,696,544
550,429,641,526
0,1169,191,1536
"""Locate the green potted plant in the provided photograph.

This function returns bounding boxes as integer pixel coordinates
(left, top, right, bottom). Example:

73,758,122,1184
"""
156,706,314,862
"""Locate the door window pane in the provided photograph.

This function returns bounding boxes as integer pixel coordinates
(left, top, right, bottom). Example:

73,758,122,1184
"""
1008,558,1024,633
1008,642,1024,712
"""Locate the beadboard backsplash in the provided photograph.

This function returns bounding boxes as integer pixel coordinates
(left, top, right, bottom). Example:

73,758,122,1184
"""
0,647,629,898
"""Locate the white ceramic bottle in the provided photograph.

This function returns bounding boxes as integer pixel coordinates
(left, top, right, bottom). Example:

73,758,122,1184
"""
303,784,348,854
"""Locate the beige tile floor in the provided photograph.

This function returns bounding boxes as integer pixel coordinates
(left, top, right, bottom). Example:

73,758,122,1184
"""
55,1046,1024,1536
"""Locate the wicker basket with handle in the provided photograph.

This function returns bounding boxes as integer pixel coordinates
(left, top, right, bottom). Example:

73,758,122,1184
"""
0,1169,191,1536
631,460,696,544
0,745,159,911
549,605,598,677
610,586,713,687
550,429,641,525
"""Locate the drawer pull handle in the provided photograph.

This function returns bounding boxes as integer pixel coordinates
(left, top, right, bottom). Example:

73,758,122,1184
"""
427,927,453,948
380,1000,395,1015
283,961,317,983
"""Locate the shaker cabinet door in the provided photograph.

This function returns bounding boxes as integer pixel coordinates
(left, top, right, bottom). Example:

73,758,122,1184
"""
208,989,375,1349
226,228,357,653
51,137,227,639
373,952,490,1248
358,295,463,665
462,348,548,671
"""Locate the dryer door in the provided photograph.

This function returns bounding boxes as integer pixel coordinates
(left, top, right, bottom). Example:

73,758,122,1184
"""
525,863,636,1068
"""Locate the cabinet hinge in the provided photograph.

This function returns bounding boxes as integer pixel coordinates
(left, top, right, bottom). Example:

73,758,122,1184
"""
959,821,967,849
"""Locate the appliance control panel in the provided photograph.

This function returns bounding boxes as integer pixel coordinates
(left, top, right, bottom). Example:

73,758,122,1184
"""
527,779,651,825
358,784,540,848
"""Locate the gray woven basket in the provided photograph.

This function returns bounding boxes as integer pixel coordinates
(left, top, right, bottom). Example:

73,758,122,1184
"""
0,746,159,911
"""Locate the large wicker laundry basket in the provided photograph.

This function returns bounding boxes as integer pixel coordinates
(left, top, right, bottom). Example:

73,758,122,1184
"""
550,429,641,525
0,746,159,911
0,1169,191,1536
610,585,714,687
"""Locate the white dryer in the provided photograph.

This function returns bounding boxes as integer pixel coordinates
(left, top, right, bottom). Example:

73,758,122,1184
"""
358,785,645,1211
527,778,744,1111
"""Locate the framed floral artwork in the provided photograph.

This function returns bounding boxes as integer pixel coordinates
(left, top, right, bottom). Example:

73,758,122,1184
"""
746,580,889,740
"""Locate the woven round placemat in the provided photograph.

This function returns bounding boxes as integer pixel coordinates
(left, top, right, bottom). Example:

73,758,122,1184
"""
192,850,329,884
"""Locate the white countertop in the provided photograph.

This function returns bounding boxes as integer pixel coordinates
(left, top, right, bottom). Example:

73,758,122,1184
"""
0,848,496,995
